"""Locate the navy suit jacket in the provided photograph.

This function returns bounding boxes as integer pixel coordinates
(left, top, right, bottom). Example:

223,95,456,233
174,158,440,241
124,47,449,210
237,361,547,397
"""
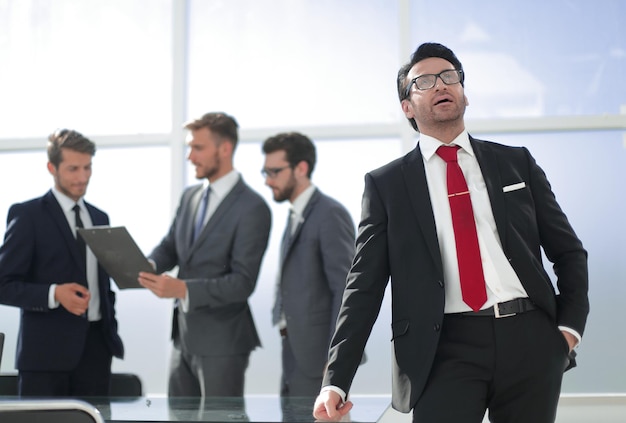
322,136,589,412
0,190,124,371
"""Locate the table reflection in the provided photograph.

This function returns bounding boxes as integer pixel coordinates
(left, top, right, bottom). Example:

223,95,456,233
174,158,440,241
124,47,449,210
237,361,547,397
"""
85,395,391,422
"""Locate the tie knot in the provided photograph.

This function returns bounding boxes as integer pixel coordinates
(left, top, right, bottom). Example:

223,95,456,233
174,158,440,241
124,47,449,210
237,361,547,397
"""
436,145,461,163
73,204,80,213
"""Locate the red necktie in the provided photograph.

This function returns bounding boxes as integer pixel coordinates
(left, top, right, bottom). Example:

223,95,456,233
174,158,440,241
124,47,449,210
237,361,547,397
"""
436,145,487,311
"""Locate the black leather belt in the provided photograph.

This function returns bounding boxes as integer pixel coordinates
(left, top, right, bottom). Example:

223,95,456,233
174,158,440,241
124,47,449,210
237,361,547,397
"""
457,298,536,318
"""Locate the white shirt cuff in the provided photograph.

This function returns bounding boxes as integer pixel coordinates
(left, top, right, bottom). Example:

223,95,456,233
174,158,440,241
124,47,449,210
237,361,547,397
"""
48,284,59,309
180,289,190,313
558,326,582,348
321,385,347,403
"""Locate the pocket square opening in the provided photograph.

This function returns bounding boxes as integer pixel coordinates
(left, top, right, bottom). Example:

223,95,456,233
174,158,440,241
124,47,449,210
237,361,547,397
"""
502,182,526,192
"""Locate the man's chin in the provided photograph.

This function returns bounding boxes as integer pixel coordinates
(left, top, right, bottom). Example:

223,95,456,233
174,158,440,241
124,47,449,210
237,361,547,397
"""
273,195,288,203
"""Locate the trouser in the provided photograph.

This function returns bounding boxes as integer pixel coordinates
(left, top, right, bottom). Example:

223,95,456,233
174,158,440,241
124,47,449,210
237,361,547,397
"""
413,309,569,423
19,321,113,397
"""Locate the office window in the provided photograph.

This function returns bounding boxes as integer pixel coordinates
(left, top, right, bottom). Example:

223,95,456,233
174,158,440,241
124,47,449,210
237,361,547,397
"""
410,0,626,118
187,0,401,128
0,146,171,250
0,0,172,138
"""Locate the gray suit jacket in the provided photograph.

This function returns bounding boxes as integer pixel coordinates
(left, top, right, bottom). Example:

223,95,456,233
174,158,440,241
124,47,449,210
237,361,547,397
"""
149,176,271,356
275,188,355,377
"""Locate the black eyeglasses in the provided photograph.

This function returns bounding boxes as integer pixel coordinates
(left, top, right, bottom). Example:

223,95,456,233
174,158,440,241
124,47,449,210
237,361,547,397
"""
261,166,290,179
404,69,464,98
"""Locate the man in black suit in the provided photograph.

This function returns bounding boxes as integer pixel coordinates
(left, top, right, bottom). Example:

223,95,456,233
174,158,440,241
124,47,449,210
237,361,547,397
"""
0,129,124,396
313,43,589,423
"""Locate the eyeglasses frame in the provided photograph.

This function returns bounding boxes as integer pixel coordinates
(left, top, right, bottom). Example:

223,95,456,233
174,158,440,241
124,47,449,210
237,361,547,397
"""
261,165,291,179
403,69,464,99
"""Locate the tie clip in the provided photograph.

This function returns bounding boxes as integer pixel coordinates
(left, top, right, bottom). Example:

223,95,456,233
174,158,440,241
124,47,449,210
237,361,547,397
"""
448,190,470,198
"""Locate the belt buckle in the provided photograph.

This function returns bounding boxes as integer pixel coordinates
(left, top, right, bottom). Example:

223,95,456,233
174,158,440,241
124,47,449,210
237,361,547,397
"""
494,302,516,319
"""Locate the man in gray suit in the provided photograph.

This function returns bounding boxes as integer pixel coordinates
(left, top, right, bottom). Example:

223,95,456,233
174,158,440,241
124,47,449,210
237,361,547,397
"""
262,132,356,397
138,112,271,397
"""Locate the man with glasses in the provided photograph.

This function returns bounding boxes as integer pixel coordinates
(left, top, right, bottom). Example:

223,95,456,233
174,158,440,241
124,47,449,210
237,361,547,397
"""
0,129,124,396
313,42,588,422
262,132,357,401
138,112,271,397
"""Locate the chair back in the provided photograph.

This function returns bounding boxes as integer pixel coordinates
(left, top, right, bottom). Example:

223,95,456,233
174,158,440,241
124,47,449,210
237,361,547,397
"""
110,373,143,397
0,373,143,397
0,399,104,423
0,333,4,369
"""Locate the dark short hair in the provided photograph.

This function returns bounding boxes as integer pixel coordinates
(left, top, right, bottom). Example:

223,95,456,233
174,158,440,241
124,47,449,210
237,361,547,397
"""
397,42,465,131
262,132,316,178
47,129,96,168
184,112,239,149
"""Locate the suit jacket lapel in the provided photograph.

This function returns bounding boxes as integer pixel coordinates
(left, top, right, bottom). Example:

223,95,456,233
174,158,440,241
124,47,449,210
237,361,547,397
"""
282,188,320,263
188,178,245,254
186,185,204,247
401,146,443,276
42,190,85,272
470,137,507,248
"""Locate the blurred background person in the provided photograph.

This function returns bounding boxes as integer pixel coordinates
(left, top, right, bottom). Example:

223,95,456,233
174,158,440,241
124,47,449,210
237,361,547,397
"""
0,129,124,397
262,132,357,399
139,112,271,397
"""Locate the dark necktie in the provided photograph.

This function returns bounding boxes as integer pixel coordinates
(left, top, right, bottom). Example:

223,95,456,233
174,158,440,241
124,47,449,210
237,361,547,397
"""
73,204,86,261
273,209,295,325
436,145,487,311
280,209,295,262
193,187,210,243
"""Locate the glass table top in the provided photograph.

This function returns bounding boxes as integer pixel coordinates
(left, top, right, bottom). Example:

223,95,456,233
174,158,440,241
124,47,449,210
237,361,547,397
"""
1,394,393,422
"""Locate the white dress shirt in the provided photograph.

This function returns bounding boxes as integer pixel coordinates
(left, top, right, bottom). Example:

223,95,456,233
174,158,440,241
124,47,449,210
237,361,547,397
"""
420,131,580,343
419,131,528,314
289,184,316,235
49,188,101,321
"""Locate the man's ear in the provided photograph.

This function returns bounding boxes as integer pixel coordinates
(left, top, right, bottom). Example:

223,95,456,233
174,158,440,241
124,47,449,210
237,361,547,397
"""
294,160,308,178
219,140,234,157
401,99,415,119
47,162,56,176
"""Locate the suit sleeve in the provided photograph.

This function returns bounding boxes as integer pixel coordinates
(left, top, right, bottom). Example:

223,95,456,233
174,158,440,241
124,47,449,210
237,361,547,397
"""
318,203,356,341
0,204,50,309
524,148,589,335
323,173,390,394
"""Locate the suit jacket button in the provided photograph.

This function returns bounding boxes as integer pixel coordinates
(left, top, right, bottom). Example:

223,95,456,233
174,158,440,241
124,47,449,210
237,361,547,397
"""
434,323,441,331
437,280,444,288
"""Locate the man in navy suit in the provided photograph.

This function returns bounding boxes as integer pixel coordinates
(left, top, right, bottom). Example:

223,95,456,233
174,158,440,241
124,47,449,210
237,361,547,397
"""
313,43,589,423
262,132,356,398
0,129,124,397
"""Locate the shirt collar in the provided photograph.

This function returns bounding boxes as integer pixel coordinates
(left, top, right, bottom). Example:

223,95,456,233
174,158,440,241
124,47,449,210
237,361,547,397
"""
206,169,239,199
419,130,474,161
291,184,316,217
51,187,84,212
